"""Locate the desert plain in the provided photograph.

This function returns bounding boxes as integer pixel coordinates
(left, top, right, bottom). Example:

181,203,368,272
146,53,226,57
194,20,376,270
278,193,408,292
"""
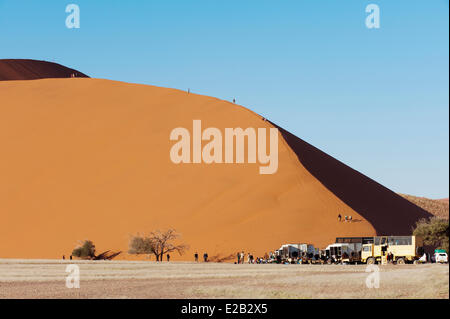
0,259,448,299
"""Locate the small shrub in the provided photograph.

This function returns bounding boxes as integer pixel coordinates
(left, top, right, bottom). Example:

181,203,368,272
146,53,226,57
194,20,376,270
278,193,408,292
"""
72,240,96,259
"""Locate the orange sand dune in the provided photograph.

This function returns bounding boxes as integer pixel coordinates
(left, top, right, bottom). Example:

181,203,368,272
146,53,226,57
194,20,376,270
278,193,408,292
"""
0,78,431,260
0,59,89,81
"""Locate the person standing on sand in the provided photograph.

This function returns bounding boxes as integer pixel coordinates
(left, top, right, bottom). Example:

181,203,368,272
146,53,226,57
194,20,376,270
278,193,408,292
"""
348,215,352,222
62,255,65,260
167,254,170,262
240,251,244,264
203,252,208,262
70,255,72,260
344,216,348,222
338,214,342,222
233,98,236,104
194,252,198,262
237,252,241,264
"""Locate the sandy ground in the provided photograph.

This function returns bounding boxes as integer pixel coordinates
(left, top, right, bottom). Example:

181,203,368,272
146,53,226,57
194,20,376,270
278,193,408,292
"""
0,259,447,299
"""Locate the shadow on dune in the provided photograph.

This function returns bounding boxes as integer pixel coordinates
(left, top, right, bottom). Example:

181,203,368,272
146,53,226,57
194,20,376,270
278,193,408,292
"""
271,122,432,235
0,59,89,81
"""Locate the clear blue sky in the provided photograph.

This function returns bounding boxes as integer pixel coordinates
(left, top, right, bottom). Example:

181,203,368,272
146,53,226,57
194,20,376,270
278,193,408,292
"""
1,0,448,198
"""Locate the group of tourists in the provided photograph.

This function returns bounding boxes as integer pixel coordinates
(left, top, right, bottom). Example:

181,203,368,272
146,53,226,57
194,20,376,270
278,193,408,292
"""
337,214,353,222
236,251,278,264
193,252,209,262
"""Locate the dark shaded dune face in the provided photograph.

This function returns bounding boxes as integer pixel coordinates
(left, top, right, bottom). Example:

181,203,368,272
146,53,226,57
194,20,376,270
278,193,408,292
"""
0,59,89,81
272,123,433,235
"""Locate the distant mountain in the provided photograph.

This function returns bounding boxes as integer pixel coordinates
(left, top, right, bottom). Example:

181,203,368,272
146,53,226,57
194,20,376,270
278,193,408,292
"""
400,194,449,219
0,59,89,81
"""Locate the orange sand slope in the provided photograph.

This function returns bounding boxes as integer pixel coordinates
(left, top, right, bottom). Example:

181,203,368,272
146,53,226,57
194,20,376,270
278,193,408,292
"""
0,59,89,81
0,78,431,260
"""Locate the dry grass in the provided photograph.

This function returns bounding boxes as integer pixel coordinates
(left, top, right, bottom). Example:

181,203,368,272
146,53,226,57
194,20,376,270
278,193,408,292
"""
400,194,449,219
0,259,448,299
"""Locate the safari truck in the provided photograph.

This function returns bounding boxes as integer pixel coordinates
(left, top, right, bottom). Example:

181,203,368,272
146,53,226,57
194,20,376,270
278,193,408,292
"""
325,243,363,264
325,237,374,264
361,235,424,264
276,243,315,263
325,243,352,264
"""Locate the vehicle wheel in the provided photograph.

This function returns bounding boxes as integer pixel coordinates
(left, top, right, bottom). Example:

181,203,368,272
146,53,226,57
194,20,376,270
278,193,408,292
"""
327,259,332,265
397,257,405,265
413,260,419,265
366,257,375,265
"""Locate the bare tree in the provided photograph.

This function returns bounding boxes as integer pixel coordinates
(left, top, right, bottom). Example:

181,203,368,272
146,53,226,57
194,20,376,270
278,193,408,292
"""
128,229,188,261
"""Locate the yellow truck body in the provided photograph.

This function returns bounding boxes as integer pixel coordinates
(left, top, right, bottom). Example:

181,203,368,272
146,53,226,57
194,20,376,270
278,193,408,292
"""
361,235,423,264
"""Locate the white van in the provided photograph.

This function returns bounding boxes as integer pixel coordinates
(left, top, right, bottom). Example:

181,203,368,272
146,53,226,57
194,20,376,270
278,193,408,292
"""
435,252,448,263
